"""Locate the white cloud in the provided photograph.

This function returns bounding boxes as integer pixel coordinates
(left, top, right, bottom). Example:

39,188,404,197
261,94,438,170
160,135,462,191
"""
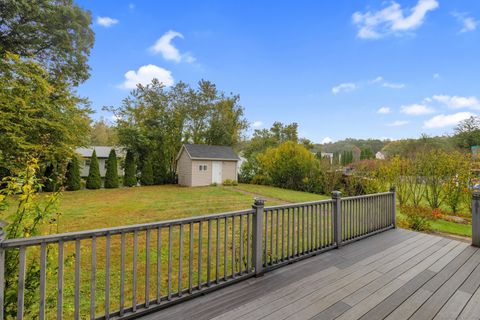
423,112,474,128
150,30,195,63
252,121,263,128
387,120,409,127
334,76,404,94
452,12,478,33
322,137,333,144
370,76,405,89
120,64,174,89
401,104,435,115
97,16,119,27
433,73,440,79
352,0,439,39
378,107,391,114
332,83,357,94
382,82,405,89
432,95,480,109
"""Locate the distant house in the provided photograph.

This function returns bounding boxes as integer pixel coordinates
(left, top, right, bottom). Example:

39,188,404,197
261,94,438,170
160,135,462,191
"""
75,146,125,178
375,151,386,160
176,144,240,187
320,152,334,164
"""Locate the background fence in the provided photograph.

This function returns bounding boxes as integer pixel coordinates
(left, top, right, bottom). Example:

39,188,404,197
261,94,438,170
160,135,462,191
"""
0,189,396,320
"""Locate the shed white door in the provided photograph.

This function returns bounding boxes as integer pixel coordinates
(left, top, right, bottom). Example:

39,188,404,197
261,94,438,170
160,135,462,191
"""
212,161,222,184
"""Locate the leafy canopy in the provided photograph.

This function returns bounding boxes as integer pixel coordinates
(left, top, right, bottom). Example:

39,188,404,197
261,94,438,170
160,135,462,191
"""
0,0,95,85
0,53,91,173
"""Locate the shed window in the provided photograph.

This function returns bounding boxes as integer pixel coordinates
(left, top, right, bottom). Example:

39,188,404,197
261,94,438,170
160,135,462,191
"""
85,160,91,166
199,164,208,171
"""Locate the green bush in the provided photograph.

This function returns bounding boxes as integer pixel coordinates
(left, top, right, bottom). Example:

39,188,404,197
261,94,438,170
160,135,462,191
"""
43,163,59,192
104,149,119,188
256,141,321,192
123,150,137,187
401,205,433,232
140,157,154,186
239,159,257,183
65,156,81,191
223,179,238,186
86,150,101,189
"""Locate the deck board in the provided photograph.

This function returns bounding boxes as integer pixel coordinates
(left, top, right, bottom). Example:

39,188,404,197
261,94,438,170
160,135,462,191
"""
137,229,480,320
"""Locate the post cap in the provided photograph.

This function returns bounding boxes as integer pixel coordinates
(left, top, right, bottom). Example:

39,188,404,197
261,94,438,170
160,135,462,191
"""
331,191,341,199
473,191,480,200
390,186,396,192
253,197,266,206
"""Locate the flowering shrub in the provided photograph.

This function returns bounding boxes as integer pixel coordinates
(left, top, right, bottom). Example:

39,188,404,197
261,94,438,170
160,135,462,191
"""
400,205,434,232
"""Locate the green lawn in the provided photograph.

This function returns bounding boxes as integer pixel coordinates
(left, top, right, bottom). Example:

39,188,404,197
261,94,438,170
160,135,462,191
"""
2,184,328,318
234,183,330,203
3,184,327,233
397,211,471,238
430,219,471,237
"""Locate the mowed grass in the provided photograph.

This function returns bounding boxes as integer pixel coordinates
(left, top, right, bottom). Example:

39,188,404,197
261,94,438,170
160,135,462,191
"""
234,183,330,203
397,211,472,238
1,184,326,233
3,184,325,233
1,184,328,318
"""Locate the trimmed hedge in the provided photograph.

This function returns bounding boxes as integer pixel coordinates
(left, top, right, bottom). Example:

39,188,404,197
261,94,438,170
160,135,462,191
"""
86,150,101,189
104,149,119,188
123,150,137,187
140,157,154,186
65,157,81,191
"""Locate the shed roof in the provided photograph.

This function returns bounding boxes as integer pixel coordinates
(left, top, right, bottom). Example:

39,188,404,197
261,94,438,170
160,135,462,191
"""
180,144,240,161
75,146,125,158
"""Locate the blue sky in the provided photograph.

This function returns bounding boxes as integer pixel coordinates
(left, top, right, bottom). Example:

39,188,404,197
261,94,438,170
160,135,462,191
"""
76,0,479,143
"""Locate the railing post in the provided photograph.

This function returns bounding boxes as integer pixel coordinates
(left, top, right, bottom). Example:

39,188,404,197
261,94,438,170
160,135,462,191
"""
332,191,342,248
472,192,480,247
0,220,7,320
390,186,397,228
252,198,265,277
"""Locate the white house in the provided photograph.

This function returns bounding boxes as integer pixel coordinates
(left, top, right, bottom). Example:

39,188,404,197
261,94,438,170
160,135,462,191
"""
321,152,334,164
75,146,125,178
375,151,386,160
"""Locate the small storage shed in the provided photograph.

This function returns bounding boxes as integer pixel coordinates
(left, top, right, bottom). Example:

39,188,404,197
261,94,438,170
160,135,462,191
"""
176,144,240,187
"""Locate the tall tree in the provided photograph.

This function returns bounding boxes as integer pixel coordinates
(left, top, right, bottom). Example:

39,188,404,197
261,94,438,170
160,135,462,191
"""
90,118,117,145
104,149,119,188
65,156,81,191
0,0,95,85
123,150,137,187
86,150,101,189
206,96,248,146
140,157,154,186
454,116,480,149
242,122,300,159
0,53,91,173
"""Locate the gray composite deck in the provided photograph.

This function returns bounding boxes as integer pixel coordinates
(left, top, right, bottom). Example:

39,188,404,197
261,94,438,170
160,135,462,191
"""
139,228,480,320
